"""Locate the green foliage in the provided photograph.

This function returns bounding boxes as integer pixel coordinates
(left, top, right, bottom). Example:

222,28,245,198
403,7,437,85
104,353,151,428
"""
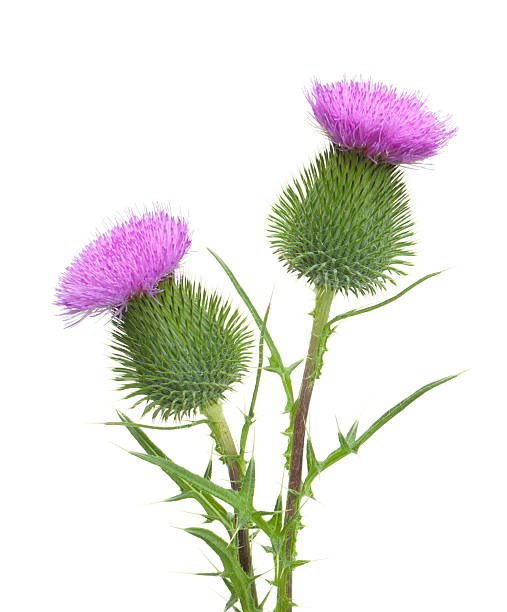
302,373,461,496
111,277,253,420
185,528,258,612
104,252,458,612
208,249,297,413
268,148,415,295
117,411,235,534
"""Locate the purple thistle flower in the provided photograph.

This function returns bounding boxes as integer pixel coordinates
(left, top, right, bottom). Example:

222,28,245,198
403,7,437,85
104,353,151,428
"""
55,208,191,323
307,79,456,164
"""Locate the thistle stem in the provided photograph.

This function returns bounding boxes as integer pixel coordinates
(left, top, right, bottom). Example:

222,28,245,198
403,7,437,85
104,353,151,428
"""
281,287,335,611
201,402,258,606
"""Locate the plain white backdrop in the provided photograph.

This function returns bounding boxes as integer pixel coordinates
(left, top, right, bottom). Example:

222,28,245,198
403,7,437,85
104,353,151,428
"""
1,1,505,610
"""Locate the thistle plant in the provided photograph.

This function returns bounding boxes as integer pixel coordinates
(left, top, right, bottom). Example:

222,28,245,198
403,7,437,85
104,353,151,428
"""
56,78,458,611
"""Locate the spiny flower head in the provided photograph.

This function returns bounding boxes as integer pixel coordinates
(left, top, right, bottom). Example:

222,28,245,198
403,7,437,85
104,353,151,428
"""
55,208,191,322
307,79,456,164
111,277,253,420
269,148,414,295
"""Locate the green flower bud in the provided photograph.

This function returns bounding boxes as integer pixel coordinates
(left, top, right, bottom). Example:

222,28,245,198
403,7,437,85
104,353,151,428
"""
111,278,252,420
268,148,415,296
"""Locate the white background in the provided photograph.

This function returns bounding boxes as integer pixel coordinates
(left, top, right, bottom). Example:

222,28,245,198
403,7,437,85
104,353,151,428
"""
1,1,505,610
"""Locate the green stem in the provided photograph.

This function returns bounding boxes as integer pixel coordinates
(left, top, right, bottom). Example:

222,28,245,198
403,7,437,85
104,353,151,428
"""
201,402,258,607
279,287,335,612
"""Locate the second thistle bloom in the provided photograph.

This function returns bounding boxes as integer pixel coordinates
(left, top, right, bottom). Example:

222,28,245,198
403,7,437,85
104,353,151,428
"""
308,79,455,164
112,278,253,420
55,209,191,321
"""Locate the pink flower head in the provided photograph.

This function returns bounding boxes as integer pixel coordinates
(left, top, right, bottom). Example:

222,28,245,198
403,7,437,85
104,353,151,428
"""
307,79,456,164
55,208,191,323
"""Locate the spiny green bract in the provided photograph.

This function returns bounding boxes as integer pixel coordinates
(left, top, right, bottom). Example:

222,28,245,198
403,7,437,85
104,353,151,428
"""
111,278,253,420
268,148,415,296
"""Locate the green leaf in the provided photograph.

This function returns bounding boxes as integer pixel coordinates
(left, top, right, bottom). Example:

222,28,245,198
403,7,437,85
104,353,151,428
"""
185,527,257,612
204,458,213,481
117,412,233,534
129,449,241,509
302,373,462,495
346,418,360,448
240,460,256,508
306,437,321,477
259,587,272,609
286,359,304,376
337,429,349,451
240,302,270,461
267,492,284,537
208,249,281,364
208,249,295,407
327,271,443,327
355,373,462,449
101,419,208,431
224,593,239,611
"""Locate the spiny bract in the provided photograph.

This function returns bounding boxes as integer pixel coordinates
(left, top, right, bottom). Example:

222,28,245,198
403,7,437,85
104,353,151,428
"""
268,148,415,296
111,277,252,420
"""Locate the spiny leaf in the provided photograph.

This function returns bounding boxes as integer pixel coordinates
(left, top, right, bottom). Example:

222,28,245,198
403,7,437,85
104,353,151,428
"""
204,458,213,481
306,437,321,477
259,587,272,609
224,593,239,611
185,527,257,612
117,412,234,534
302,373,461,493
346,418,360,449
312,323,335,382
355,373,462,448
267,492,284,537
239,460,256,508
208,249,281,366
286,359,304,376
101,419,208,430
327,270,443,327
208,248,295,409
129,450,241,508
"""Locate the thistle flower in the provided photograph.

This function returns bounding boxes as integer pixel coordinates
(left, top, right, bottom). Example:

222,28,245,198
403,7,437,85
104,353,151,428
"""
269,148,414,295
308,79,456,164
55,209,191,322
111,277,252,420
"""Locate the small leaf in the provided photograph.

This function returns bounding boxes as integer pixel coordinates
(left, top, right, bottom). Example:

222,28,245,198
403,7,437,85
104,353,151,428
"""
259,587,272,609
338,429,349,451
224,593,239,611
287,559,311,569
267,492,284,537
264,354,283,375
204,458,213,480
163,491,193,503
240,459,256,508
346,418,360,448
306,437,321,476
285,359,304,376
